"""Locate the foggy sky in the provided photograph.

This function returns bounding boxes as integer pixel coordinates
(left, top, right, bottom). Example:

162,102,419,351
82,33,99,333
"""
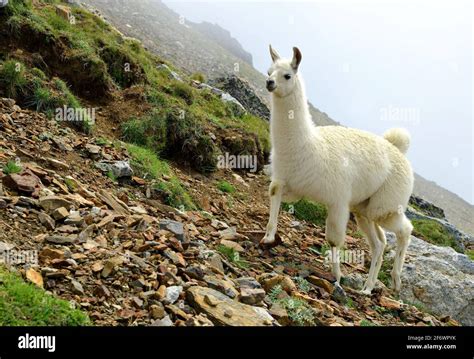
165,0,473,204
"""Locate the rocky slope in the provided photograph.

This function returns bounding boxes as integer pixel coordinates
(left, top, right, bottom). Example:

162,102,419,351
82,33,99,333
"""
0,98,458,326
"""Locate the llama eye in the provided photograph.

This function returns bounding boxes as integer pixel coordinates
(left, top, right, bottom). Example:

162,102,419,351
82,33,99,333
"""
284,74,291,80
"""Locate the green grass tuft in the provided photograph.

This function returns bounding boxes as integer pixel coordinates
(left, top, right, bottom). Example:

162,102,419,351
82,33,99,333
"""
0,59,27,97
466,249,474,261
217,180,235,194
0,266,90,326
283,199,328,228
412,218,462,252
216,245,249,269
2,160,22,175
126,143,195,210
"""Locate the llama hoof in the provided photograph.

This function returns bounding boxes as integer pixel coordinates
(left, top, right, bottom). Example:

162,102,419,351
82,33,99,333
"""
359,288,372,296
260,235,275,245
259,234,282,249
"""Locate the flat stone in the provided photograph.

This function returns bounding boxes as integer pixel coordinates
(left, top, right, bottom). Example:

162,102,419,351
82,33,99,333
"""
45,158,69,170
220,239,244,252
45,235,77,245
52,207,69,220
71,279,85,295
160,219,185,242
39,196,74,213
187,286,275,326
204,275,239,299
39,248,64,262
240,287,266,305
38,212,55,230
307,275,334,294
236,277,262,290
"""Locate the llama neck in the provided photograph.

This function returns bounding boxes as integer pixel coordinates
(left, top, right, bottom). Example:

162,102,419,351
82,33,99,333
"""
270,77,316,150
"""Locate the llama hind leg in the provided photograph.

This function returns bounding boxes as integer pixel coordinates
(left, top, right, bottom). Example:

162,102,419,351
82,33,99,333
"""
325,205,350,283
261,180,284,244
380,213,412,292
357,217,386,294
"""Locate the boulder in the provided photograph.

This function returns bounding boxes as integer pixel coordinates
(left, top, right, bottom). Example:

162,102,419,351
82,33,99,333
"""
387,234,474,325
210,75,270,120
2,170,43,197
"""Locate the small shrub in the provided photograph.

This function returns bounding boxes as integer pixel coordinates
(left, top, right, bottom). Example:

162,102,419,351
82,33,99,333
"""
190,72,206,83
280,297,315,326
294,277,312,293
378,256,394,287
171,81,194,105
106,170,117,182
30,68,47,80
268,284,284,303
216,245,249,269
126,144,195,210
0,60,27,97
154,179,196,210
3,160,22,175
126,143,169,179
217,180,235,194
29,86,57,112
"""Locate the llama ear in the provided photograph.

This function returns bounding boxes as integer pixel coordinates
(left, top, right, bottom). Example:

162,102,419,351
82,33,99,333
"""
269,44,280,62
291,47,302,71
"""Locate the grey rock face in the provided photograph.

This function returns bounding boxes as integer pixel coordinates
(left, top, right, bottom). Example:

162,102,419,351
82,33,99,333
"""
210,75,270,120
387,233,474,325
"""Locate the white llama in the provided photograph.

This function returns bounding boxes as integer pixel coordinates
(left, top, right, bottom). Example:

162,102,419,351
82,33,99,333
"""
262,45,414,294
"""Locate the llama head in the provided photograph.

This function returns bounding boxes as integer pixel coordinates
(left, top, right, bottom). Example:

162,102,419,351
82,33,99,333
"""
266,45,302,97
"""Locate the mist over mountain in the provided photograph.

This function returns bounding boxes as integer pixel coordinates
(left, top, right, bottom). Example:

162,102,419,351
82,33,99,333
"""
192,21,253,66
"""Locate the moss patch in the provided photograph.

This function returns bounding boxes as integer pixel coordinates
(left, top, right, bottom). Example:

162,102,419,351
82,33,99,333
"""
412,218,462,252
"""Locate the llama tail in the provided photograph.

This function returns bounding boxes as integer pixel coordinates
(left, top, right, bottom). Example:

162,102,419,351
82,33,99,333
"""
383,128,411,155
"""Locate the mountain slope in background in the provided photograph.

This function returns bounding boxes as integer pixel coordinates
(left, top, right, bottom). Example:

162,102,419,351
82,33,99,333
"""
192,21,253,66
413,174,474,236
83,0,473,235
81,0,337,127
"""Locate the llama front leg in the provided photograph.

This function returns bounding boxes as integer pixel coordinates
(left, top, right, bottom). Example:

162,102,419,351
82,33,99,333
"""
325,205,350,283
261,180,284,244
